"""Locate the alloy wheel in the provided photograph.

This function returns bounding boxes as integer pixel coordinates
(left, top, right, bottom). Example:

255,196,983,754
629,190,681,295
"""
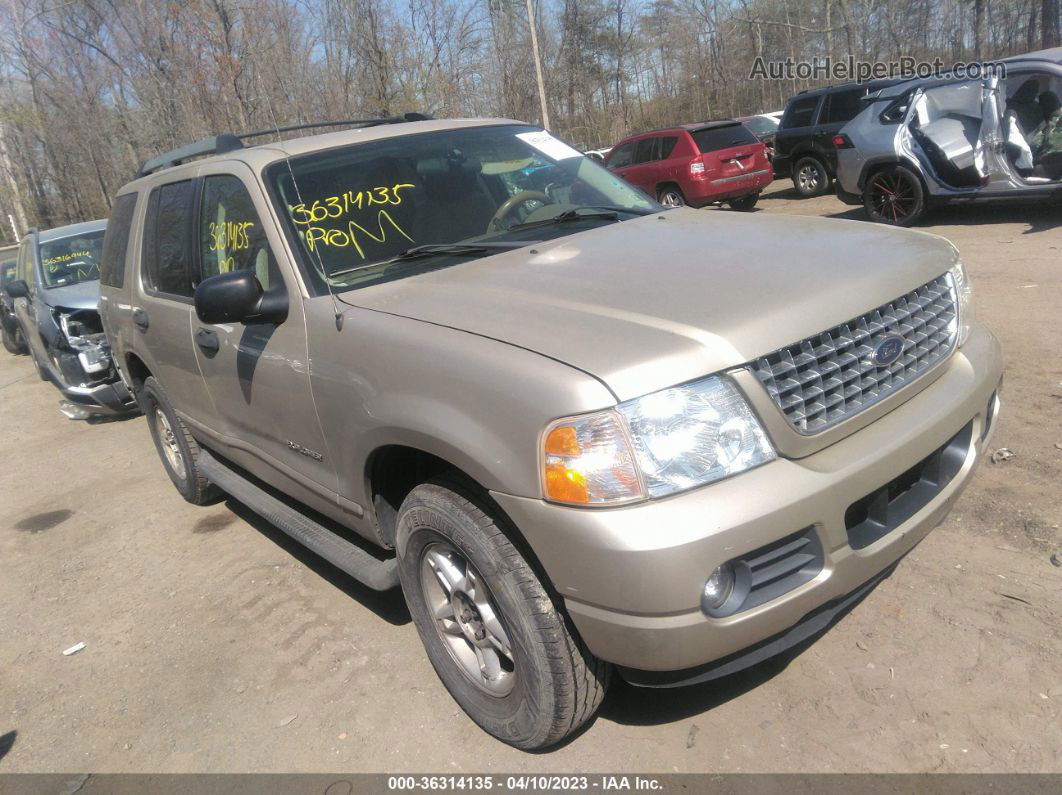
797,163,821,193
155,407,186,480
869,172,917,223
420,542,516,696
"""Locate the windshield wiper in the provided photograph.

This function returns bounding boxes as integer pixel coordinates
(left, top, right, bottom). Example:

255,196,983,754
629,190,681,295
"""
329,242,527,278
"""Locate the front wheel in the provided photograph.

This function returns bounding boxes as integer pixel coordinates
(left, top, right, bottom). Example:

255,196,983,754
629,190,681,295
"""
728,193,759,211
396,479,610,750
1,320,26,355
862,165,926,226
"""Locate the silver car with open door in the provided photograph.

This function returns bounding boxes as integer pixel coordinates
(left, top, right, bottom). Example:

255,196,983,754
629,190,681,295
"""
835,47,1062,225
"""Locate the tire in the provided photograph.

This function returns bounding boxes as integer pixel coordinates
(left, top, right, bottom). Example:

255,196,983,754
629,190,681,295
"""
862,165,926,227
792,156,830,197
728,193,759,211
396,478,610,750
140,376,221,505
1,320,26,355
657,185,685,208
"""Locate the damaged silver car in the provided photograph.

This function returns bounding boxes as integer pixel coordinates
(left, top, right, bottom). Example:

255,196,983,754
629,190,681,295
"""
3,219,137,418
835,47,1062,225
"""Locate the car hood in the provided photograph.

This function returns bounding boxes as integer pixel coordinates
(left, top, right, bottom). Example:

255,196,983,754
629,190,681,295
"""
346,210,958,402
41,280,101,312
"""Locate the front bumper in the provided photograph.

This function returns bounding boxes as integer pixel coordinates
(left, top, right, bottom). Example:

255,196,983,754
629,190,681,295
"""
492,323,1003,675
40,355,137,416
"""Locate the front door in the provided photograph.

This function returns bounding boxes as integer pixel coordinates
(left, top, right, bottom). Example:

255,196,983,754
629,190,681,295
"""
189,165,336,495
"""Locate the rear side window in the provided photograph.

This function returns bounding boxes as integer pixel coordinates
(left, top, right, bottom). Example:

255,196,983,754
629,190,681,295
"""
607,141,636,169
634,138,658,164
781,96,820,129
142,180,194,297
879,90,914,123
822,89,865,124
659,136,678,158
100,193,137,288
690,125,758,153
199,175,278,289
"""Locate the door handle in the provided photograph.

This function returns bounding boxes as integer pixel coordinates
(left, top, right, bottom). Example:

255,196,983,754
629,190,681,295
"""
195,328,220,354
132,308,149,330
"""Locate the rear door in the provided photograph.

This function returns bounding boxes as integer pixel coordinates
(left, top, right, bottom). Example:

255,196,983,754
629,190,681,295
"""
134,176,217,425
817,88,867,170
690,124,768,185
775,94,821,169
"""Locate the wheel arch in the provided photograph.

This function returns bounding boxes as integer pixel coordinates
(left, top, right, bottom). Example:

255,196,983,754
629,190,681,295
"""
364,442,558,596
123,352,153,391
858,157,928,195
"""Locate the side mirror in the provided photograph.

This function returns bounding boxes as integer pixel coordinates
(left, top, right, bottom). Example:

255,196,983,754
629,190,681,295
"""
3,279,29,299
194,271,287,325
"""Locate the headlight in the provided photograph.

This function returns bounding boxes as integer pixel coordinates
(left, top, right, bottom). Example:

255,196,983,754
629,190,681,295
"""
542,376,775,505
947,261,973,346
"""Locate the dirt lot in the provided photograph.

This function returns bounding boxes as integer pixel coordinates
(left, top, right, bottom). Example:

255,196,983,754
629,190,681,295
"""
1,183,1060,773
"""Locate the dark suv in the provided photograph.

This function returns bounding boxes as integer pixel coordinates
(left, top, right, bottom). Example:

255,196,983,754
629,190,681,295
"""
605,121,773,209
773,79,902,196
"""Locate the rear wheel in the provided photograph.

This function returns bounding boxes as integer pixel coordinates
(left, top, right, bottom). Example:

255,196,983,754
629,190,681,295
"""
728,193,759,211
793,156,829,197
141,376,221,505
657,185,685,208
862,165,926,226
396,479,610,750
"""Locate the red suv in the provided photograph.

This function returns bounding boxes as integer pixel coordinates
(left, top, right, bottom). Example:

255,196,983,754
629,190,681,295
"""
605,121,774,210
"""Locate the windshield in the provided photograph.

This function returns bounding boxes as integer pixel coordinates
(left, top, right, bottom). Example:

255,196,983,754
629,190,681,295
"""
266,124,657,291
741,116,779,137
39,230,104,288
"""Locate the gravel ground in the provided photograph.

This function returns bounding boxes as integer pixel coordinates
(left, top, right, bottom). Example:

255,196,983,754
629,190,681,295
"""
1,182,1060,773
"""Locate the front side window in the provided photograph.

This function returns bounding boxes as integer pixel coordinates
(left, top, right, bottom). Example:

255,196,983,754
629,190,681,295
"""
607,141,637,169
199,175,277,289
142,180,194,297
39,229,105,288
782,96,820,129
266,124,656,292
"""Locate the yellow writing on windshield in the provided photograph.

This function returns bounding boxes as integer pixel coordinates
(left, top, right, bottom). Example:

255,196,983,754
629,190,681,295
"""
304,209,414,259
290,183,415,226
43,250,91,267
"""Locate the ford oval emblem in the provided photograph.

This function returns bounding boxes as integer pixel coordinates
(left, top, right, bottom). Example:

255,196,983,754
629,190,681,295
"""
872,335,905,367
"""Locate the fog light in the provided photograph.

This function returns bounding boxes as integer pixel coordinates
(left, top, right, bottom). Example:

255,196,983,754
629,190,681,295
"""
703,563,735,611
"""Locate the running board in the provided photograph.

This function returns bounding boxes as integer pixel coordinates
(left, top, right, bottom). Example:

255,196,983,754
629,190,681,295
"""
196,450,400,590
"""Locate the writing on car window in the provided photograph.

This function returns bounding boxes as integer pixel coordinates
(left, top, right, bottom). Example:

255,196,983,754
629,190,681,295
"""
288,182,416,258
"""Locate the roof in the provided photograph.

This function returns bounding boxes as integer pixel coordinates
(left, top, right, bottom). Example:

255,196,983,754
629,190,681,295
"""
38,218,107,243
122,117,528,191
1003,46,1062,65
794,77,905,98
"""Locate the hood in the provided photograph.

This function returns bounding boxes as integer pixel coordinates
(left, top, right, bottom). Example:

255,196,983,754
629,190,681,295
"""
346,210,958,401
41,280,101,312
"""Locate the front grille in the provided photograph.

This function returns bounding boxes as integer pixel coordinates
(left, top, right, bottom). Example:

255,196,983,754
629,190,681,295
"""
750,275,957,434
845,421,972,549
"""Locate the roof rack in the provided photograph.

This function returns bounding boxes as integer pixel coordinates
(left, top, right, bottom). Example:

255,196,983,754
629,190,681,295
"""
136,112,434,177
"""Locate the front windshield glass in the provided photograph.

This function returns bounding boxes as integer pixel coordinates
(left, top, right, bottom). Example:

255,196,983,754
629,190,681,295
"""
742,116,779,136
266,124,657,291
39,230,104,287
